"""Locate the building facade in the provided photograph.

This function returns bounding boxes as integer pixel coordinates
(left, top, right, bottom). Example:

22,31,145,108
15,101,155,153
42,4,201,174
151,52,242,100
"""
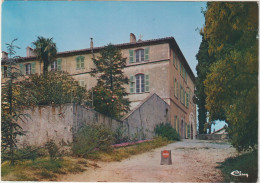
1,33,197,139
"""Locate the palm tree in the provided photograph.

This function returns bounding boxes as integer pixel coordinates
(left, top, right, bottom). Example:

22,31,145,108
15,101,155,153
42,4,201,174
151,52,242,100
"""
32,36,57,74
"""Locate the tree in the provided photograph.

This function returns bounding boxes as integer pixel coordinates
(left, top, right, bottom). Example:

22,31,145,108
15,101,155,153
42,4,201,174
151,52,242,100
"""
32,36,57,74
18,71,87,106
1,39,33,165
90,44,130,119
203,2,258,150
195,34,215,134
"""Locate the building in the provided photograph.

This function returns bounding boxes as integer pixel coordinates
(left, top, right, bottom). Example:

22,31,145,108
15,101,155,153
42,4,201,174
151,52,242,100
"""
1,33,197,139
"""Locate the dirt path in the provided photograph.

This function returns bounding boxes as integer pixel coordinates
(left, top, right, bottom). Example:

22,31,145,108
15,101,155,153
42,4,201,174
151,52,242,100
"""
58,139,237,182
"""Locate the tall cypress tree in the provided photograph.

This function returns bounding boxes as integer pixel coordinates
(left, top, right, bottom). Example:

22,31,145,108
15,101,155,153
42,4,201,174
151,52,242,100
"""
90,44,130,119
195,34,215,134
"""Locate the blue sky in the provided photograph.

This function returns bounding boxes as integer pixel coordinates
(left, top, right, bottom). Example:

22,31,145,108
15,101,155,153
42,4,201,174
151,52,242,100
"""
1,1,226,131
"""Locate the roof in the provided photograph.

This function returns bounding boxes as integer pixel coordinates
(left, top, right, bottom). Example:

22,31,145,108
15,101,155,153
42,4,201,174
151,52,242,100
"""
1,37,196,82
121,93,169,121
212,126,227,134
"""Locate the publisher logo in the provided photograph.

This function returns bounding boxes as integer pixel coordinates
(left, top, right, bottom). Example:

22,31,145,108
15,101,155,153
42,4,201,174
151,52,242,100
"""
230,170,248,178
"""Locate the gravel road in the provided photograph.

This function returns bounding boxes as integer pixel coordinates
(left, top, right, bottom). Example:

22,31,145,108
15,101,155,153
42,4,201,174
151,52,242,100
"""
58,139,237,182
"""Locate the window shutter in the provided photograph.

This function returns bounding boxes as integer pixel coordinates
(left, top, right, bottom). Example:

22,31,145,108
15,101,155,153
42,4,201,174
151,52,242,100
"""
31,62,36,74
145,47,149,61
130,75,135,93
1,66,4,77
57,59,62,71
173,78,175,96
76,58,80,69
81,57,85,68
19,64,24,74
145,74,149,92
129,50,134,63
177,82,179,98
177,117,179,133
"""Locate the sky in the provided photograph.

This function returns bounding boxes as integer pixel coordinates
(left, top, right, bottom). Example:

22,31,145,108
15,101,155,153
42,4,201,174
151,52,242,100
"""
1,1,226,131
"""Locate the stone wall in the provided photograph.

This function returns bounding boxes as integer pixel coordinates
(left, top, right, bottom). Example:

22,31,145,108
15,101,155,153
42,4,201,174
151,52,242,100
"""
17,94,170,147
17,104,123,147
196,134,229,140
122,93,170,140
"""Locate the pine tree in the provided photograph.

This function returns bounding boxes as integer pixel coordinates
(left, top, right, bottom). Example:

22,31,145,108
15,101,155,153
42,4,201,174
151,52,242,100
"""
1,39,32,165
90,44,130,119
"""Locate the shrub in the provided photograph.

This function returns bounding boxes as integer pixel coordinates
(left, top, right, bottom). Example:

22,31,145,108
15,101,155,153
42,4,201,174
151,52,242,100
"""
114,127,129,144
45,140,59,160
72,124,115,157
18,71,87,106
154,123,180,141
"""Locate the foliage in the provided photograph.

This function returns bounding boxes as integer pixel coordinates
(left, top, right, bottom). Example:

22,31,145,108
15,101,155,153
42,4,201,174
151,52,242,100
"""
87,136,169,162
217,150,258,182
90,44,130,119
114,126,129,144
72,124,115,157
1,157,86,181
1,39,32,165
202,2,258,150
195,34,216,134
154,123,180,141
45,140,59,160
32,36,57,74
18,71,87,105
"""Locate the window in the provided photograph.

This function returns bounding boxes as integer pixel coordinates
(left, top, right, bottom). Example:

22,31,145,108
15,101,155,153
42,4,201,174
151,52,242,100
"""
76,56,85,70
25,63,31,75
51,60,57,71
129,47,149,63
136,49,144,62
136,74,145,93
2,66,7,78
129,74,149,93
79,80,85,87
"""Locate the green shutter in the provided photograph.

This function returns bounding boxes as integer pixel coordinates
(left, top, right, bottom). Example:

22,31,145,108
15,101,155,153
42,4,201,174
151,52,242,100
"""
145,47,149,61
177,82,179,98
129,50,134,63
1,66,4,77
76,58,80,69
173,78,175,96
31,62,36,74
19,64,24,74
57,59,62,71
187,124,190,138
81,57,85,68
130,75,135,93
177,117,179,133
145,74,149,92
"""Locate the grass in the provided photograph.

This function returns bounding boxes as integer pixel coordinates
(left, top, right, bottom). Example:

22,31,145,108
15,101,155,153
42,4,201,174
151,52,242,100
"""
1,157,87,181
217,150,258,182
87,136,171,162
1,136,171,181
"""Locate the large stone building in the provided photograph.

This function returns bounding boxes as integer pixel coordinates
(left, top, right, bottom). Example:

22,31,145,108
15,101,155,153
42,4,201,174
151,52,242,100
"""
1,33,196,139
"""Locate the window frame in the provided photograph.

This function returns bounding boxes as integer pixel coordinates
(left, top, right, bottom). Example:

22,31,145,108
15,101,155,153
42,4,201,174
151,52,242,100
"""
51,60,58,71
135,74,145,93
25,63,31,75
135,49,145,63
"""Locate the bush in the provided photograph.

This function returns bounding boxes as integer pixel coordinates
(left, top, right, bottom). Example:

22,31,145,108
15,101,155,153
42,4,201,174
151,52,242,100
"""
45,140,59,160
114,127,129,144
154,123,180,141
72,124,115,157
217,150,258,182
18,71,87,105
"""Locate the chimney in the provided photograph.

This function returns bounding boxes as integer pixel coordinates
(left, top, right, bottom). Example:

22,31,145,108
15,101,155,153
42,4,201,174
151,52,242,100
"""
90,38,93,50
2,51,8,59
26,46,35,57
130,33,136,43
